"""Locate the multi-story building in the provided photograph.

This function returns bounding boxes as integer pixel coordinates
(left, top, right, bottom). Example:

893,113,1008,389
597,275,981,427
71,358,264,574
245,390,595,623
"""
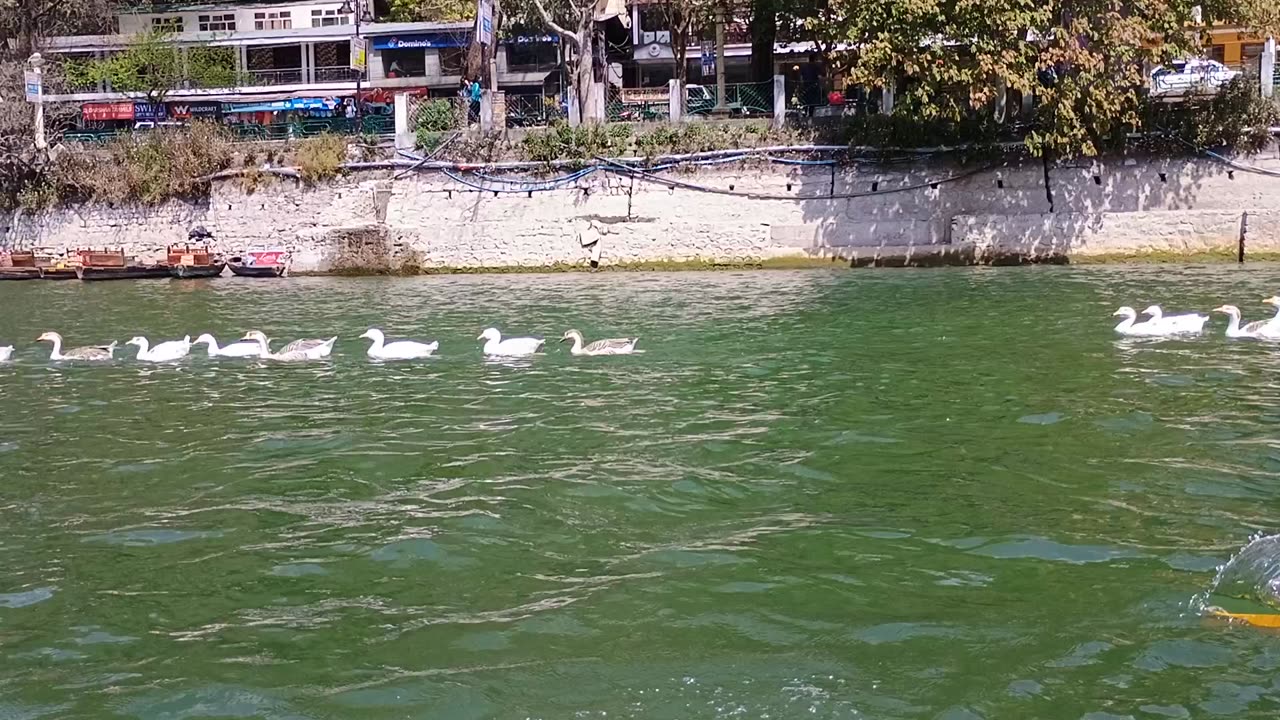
40,0,562,132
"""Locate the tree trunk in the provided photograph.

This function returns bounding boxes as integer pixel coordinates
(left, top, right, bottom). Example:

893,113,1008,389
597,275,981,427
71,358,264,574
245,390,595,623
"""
574,17,605,123
749,0,775,82
671,17,688,85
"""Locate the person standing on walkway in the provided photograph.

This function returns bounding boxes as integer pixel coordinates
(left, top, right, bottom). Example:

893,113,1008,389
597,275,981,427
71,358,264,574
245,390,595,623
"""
469,77,482,125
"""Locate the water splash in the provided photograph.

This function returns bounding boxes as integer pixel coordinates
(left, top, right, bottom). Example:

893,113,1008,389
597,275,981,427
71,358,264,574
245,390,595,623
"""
1191,532,1280,614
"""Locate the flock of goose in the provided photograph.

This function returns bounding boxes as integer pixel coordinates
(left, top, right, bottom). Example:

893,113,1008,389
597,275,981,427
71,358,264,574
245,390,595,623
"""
0,327,640,364
1113,297,1280,338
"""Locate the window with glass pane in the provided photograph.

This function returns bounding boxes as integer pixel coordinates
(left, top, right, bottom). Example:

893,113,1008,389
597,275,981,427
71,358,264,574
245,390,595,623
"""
198,13,236,31
311,8,350,27
152,16,184,32
254,11,292,30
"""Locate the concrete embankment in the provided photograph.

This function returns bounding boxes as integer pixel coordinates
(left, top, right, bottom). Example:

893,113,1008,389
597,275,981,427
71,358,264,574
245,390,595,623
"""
4,151,1280,272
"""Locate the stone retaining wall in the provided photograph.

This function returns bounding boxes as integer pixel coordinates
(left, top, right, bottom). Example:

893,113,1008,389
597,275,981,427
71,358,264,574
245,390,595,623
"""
4,152,1280,271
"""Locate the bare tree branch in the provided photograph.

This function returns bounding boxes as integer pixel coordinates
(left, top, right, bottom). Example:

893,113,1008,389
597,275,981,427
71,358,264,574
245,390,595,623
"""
530,0,581,47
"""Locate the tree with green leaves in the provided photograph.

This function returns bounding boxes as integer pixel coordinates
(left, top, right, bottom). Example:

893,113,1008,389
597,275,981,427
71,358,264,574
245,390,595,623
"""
63,31,241,103
648,0,717,85
829,0,1280,158
388,0,475,21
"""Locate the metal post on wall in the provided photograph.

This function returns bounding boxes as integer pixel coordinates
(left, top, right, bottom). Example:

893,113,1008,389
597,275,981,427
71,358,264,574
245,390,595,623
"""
712,6,728,115
26,53,46,151
340,0,372,131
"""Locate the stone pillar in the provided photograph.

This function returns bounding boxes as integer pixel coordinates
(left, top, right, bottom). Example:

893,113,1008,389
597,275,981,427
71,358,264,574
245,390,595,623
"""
668,78,683,122
394,92,413,150
1263,37,1276,99
772,74,785,129
993,78,1007,123
568,93,581,127
481,90,494,132
492,90,506,130
880,77,895,114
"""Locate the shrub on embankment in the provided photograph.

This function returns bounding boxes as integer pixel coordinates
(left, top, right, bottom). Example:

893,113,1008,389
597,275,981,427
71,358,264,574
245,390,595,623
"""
6,79,1277,210
9,125,362,209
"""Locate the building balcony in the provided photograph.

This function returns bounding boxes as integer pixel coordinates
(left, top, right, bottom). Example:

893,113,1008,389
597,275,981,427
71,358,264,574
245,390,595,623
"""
247,68,305,85
314,66,361,82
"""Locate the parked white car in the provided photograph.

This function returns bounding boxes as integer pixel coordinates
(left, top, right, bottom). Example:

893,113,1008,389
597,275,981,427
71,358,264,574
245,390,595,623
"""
1150,58,1240,98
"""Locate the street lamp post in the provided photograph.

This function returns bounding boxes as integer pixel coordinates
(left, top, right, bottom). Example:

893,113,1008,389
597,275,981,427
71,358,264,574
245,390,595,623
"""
28,52,47,151
338,0,373,131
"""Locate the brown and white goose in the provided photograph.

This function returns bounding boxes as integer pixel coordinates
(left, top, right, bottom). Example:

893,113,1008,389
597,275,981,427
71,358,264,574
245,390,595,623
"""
37,332,116,361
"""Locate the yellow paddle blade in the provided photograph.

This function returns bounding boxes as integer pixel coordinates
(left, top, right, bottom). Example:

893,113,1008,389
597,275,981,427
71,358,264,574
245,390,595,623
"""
1208,608,1280,628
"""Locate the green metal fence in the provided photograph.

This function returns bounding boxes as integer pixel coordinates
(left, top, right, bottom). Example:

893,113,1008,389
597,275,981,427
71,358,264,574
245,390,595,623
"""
62,115,392,144
687,80,774,116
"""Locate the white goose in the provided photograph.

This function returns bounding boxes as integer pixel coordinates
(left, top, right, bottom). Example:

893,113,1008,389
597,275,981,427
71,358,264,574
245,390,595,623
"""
193,333,263,358
1256,296,1280,339
1214,305,1269,339
1141,305,1209,335
241,331,336,361
0,345,12,362
478,328,544,357
360,328,438,360
37,332,116,361
127,336,192,362
1113,307,1168,337
560,329,640,356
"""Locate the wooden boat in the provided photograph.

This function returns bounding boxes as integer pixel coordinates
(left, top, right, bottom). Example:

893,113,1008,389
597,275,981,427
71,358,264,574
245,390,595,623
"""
0,251,79,280
0,267,41,280
228,250,287,278
74,249,170,281
77,265,173,280
171,262,227,279
167,245,225,279
0,251,40,280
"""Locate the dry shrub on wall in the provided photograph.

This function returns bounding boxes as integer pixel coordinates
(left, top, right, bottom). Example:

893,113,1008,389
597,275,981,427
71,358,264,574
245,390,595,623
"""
293,134,349,184
52,121,233,204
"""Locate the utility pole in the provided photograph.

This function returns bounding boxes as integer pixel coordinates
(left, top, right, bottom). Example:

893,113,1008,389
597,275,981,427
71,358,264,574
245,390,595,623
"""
712,5,728,116
340,0,372,130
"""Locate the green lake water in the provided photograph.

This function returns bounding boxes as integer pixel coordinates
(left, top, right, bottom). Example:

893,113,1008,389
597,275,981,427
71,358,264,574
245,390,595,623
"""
3,267,1280,719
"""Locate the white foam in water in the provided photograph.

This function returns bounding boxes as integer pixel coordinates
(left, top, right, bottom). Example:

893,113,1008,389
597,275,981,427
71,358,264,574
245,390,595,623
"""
1190,532,1280,614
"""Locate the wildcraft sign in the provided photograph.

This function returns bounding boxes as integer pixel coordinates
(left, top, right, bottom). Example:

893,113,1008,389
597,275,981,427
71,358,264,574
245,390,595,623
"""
168,102,222,119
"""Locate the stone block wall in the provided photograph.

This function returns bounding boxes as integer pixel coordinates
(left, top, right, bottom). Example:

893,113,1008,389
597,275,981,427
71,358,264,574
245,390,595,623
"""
4,151,1280,271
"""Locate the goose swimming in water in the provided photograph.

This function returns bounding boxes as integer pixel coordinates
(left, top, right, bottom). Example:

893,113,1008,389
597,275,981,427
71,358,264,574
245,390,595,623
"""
1214,305,1269,338
477,328,544,357
1255,296,1280,339
241,331,336,361
1140,305,1209,334
0,346,12,362
1113,307,1168,336
360,328,438,360
560,329,639,356
126,336,192,362
37,332,117,361
193,333,262,358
